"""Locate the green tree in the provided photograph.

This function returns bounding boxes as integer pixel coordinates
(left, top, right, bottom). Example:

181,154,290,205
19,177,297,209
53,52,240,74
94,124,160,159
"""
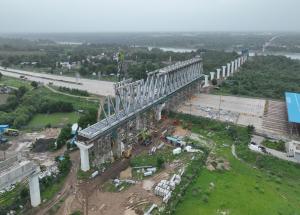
31,81,38,89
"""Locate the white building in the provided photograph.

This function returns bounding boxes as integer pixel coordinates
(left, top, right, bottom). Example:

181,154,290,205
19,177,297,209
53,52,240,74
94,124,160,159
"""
286,140,300,162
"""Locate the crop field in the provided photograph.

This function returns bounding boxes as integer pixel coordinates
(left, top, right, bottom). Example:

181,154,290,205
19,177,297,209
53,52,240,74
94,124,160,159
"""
171,113,300,215
26,112,80,129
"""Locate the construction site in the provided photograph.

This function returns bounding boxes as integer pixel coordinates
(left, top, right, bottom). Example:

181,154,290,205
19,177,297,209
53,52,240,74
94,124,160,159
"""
1,52,300,215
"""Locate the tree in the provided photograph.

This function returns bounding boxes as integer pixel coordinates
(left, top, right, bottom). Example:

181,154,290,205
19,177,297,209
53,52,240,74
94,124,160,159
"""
156,157,165,169
31,81,38,89
212,78,218,85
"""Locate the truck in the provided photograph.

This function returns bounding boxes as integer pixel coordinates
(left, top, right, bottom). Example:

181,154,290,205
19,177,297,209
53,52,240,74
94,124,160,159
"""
4,128,19,136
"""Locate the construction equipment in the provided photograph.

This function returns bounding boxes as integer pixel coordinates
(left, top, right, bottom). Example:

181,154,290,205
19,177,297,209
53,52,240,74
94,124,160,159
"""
4,128,19,136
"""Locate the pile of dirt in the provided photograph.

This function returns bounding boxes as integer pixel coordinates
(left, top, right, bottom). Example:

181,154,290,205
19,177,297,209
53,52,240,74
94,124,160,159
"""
120,167,132,179
173,126,190,137
206,153,230,171
31,138,56,152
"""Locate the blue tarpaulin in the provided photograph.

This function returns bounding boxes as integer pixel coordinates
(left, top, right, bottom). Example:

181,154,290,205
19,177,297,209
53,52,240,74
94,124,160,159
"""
285,92,300,123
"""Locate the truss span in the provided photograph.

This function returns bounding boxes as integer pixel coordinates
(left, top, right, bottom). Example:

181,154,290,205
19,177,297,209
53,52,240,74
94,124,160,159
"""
78,56,203,140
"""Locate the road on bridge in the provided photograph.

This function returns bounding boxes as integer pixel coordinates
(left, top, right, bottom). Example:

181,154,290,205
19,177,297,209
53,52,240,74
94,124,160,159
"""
0,66,114,96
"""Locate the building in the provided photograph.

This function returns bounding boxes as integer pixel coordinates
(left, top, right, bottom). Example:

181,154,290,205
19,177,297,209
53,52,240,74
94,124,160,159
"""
285,92,300,136
0,125,9,134
286,140,300,162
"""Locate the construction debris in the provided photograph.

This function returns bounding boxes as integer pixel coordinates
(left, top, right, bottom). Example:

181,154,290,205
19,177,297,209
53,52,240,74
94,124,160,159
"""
154,173,182,203
172,147,182,155
144,204,158,215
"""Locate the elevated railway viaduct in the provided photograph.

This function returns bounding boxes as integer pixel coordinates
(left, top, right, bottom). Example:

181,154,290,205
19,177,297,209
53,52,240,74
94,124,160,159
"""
76,55,247,171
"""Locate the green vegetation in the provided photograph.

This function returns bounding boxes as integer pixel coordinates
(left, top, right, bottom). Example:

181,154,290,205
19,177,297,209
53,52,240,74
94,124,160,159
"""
55,125,72,150
261,139,286,152
26,112,79,129
41,154,72,201
70,210,82,215
0,76,32,88
0,184,29,215
0,76,98,129
0,94,8,105
217,55,300,99
202,50,238,74
57,86,89,97
165,113,300,215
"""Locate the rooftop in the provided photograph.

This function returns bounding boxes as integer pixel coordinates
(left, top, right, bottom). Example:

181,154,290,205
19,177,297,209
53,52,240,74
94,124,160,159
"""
285,92,300,123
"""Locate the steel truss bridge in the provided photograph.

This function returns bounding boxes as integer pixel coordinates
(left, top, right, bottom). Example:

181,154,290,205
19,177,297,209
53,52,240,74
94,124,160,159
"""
78,56,203,141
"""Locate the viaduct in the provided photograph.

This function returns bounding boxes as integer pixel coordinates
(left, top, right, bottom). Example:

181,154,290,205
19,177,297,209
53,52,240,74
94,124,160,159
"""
76,54,248,171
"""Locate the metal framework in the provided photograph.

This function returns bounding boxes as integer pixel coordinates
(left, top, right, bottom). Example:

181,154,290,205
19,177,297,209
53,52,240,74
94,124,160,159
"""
78,56,203,140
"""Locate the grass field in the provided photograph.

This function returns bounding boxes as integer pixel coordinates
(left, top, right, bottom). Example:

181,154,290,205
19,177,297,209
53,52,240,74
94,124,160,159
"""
0,94,9,105
26,112,80,129
0,76,32,89
171,113,300,215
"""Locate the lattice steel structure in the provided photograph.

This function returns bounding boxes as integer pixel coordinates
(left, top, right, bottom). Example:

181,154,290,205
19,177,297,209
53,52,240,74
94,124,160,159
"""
78,56,203,141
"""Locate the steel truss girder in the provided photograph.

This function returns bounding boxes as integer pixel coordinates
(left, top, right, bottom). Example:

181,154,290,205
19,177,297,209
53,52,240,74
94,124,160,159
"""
79,57,203,141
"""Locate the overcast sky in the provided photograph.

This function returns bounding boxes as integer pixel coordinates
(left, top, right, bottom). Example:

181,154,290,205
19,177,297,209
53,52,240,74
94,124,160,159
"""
0,0,299,33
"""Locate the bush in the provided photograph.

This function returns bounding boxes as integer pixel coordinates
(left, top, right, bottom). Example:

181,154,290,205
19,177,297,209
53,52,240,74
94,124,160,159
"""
156,157,165,169
55,125,71,150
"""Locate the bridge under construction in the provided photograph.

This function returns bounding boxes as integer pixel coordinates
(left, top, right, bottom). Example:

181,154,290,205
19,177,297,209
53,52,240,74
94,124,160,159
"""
76,55,247,171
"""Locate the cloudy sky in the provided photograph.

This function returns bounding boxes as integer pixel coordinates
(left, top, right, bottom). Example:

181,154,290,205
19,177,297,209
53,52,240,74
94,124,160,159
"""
0,0,299,33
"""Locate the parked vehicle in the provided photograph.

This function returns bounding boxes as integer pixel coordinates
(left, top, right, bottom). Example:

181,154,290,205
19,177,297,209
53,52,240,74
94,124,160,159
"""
4,128,19,136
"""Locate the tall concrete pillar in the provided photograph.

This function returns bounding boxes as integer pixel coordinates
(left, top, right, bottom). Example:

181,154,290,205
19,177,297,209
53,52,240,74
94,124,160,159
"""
155,103,165,121
231,61,235,74
222,66,226,78
204,75,209,87
235,59,238,70
210,72,215,81
29,170,41,207
227,63,231,77
76,141,93,171
216,68,221,80
238,57,241,68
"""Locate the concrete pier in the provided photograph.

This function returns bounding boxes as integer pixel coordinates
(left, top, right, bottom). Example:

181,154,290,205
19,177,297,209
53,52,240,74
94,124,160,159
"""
216,68,221,80
155,103,165,121
222,66,226,78
210,72,215,81
76,142,93,171
29,171,41,207
204,75,209,87
231,61,235,74
227,63,231,77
